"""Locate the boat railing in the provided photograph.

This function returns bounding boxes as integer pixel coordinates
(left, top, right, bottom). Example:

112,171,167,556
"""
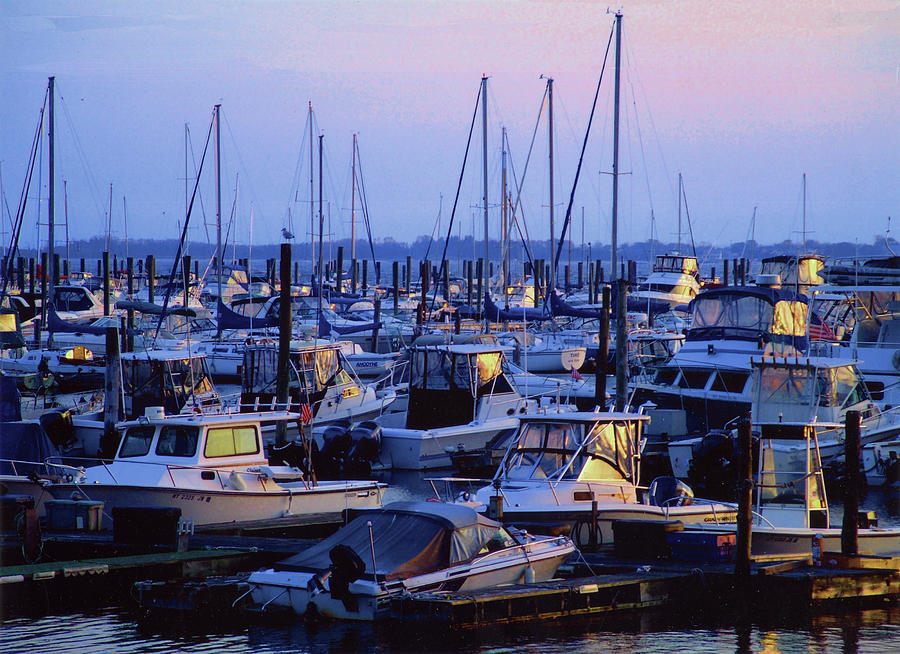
48,456,292,491
0,457,69,481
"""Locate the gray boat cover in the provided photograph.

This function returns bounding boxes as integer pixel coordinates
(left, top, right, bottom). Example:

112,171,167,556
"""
0,421,57,476
275,501,500,580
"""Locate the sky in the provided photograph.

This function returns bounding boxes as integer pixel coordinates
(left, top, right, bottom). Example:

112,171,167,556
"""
1,0,898,257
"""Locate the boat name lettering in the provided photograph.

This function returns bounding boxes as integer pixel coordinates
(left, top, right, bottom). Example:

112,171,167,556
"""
172,493,212,502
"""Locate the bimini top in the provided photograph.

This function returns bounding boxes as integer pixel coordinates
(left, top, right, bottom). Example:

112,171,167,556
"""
689,285,809,307
275,501,500,580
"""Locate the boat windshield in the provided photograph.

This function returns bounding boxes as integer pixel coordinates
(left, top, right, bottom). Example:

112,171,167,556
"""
692,294,774,333
118,426,156,458
758,430,828,511
754,364,868,423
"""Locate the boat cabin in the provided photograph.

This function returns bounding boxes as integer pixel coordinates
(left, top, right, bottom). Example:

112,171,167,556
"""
406,344,519,430
78,409,302,489
122,350,220,419
241,341,367,416
755,421,833,529
750,355,876,426
495,412,649,491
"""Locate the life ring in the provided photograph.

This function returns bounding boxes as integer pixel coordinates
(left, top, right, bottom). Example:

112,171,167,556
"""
892,349,900,371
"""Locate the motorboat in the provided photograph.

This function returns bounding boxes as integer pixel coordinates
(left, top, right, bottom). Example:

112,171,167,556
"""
240,341,396,432
433,410,737,547
497,331,586,374
47,408,384,528
682,419,900,557
248,500,574,621
632,284,811,440
630,254,701,310
669,355,900,483
377,343,544,470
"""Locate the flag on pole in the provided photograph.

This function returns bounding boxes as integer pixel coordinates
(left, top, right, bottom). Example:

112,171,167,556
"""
300,403,313,424
571,367,584,381
808,313,837,341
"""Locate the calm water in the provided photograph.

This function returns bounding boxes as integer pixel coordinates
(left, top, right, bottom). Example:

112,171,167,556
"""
3,486,900,652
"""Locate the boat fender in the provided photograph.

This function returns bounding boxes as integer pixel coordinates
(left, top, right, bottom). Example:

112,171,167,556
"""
225,470,247,491
524,565,535,584
892,350,900,371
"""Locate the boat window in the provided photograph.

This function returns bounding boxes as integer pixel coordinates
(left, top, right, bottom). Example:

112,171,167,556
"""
692,294,774,332
771,301,808,337
654,368,679,385
503,423,546,479
710,372,749,394
314,348,339,386
155,425,199,457
118,426,156,458
678,370,711,390
204,425,260,457
878,319,900,345
54,288,94,312
833,365,867,408
475,352,502,385
582,421,638,482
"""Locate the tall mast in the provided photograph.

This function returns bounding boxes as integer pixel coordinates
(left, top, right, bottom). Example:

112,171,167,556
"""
547,76,555,288
802,172,806,252
501,127,508,305
610,11,622,279
106,183,112,252
214,104,222,322
47,76,55,302
481,75,489,309
677,172,682,253
316,134,325,327
351,133,357,261
308,102,315,276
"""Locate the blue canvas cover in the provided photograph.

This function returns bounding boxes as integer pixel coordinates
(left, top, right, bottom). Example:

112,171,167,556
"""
216,298,278,330
0,421,57,476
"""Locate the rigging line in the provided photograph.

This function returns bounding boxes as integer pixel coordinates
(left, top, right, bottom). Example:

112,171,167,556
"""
422,198,445,263
508,84,549,270
551,21,615,296
503,140,535,269
1,94,46,300
429,81,482,313
628,73,655,220
57,90,106,230
353,139,378,267
679,176,697,258
624,35,677,208
222,111,268,226
153,108,215,342
185,124,211,246
289,112,311,205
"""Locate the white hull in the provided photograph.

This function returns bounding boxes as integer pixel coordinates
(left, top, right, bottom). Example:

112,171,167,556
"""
378,418,519,470
49,480,383,527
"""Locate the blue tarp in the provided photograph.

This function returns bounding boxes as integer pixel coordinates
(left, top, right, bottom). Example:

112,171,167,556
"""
318,312,381,338
483,294,552,322
217,299,278,330
46,304,107,335
0,421,57,476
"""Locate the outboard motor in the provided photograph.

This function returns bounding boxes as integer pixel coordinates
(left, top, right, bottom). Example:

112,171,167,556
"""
648,476,694,507
345,421,382,477
306,544,366,614
39,409,74,449
315,419,353,479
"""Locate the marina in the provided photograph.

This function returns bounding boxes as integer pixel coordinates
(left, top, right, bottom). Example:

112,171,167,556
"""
3,2,899,653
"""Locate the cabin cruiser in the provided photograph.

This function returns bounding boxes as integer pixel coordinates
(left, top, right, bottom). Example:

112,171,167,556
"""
48,408,384,527
248,501,574,621
669,355,900,482
496,331,587,374
377,343,546,470
42,350,222,460
683,420,900,557
435,410,736,546
630,254,701,310
632,285,811,441
240,341,395,433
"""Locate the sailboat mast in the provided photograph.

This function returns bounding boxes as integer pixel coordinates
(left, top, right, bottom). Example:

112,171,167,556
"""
802,172,806,252
308,102,315,277
317,134,325,326
481,75,489,311
214,104,223,319
677,172,682,253
47,76,55,302
501,127,508,305
611,11,622,279
351,133,357,262
547,76,555,289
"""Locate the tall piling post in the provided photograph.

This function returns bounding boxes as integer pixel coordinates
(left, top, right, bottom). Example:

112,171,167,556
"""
614,278,628,412
735,412,753,582
392,261,400,315
275,243,292,446
101,325,123,459
596,285,610,409
842,410,861,555
102,251,110,316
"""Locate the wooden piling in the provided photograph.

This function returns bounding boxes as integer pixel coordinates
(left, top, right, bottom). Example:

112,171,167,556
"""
735,412,753,581
361,259,368,297
102,251,111,316
842,410,861,555
371,297,381,353
126,257,134,352
275,243,292,446
614,279,627,412
147,255,155,304
596,285,610,409
392,261,400,315
102,326,123,459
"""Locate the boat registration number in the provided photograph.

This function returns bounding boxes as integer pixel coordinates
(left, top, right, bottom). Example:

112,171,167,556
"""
172,493,212,502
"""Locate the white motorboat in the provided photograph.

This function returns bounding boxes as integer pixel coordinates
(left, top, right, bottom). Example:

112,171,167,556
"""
684,420,900,557
497,331,586,373
434,410,737,546
48,408,384,528
630,254,701,310
248,500,574,621
377,343,544,470
668,355,900,481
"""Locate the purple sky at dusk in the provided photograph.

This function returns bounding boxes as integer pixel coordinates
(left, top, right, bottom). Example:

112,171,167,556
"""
2,1,898,257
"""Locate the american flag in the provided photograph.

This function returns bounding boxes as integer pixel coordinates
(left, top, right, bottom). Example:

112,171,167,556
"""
300,403,313,424
809,313,837,341
571,367,584,381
